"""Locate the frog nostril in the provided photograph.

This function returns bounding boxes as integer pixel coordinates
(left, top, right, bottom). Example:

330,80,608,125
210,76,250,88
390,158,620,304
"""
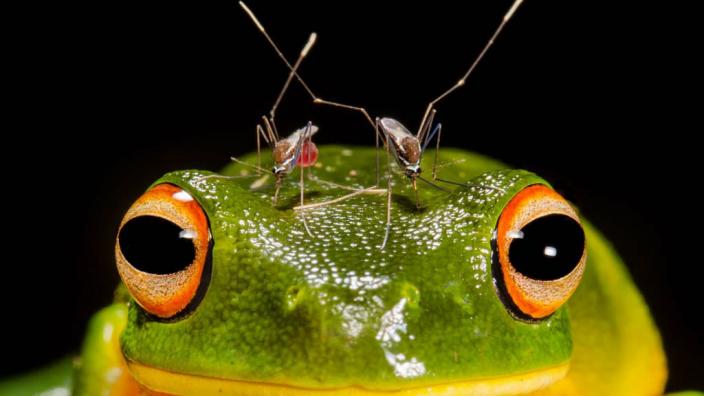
118,215,196,275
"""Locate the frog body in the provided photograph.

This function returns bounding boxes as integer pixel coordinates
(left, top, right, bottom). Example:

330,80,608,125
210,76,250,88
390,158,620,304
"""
1,146,687,395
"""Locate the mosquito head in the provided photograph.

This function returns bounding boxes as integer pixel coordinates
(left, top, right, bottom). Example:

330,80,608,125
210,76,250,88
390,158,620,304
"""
273,165,288,176
404,164,421,178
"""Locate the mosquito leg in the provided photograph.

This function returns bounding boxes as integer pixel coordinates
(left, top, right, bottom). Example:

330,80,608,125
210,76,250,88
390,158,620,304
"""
417,175,452,193
239,3,385,183
229,156,270,175
256,125,261,174
307,173,361,192
432,123,443,179
380,124,393,251
375,114,380,186
273,176,282,205
197,174,259,181
270,33,317,127
299,163,314,237
434,177,507,194
264,115,279,144
432,158,466,171
312,98,385,184
293,186,387,210
255,124,271,175
412,176,420,209
417,109,436,147
415,0,525,136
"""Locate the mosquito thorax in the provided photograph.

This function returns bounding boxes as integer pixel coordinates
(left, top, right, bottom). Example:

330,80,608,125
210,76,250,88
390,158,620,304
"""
272,140,292,166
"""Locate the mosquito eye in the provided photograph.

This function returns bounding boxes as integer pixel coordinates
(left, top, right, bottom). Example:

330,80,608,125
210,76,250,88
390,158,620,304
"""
116,184,211,319
494,185,586,319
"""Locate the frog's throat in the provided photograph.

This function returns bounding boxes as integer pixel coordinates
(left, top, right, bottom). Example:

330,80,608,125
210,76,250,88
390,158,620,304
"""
126,360,569,396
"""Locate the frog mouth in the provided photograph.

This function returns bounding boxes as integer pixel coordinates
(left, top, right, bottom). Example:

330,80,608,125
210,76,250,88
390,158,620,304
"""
126,360,569,396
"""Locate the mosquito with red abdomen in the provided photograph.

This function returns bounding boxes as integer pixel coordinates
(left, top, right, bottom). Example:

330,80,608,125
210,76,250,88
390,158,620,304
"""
201,29,318,199
195,29,322,236
240,0,523,249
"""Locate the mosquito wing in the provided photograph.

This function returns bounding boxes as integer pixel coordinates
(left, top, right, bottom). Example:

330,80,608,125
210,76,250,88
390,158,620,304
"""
286,124,320,143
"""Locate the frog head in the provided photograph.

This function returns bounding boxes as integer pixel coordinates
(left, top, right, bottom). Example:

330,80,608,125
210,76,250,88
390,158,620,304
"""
114,146,586,395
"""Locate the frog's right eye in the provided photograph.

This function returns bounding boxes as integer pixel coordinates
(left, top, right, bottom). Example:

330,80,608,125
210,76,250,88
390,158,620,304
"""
494,185,586,320
115,183,211,319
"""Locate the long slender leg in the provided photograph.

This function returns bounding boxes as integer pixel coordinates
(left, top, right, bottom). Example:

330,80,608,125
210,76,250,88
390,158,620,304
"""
417,109,436,146
432,123,443,179
273,176,282,205
380,127,393,251
255,124,271,175
239,3,384,182
240,3,374,130
313,98,383,185
197,173,260,182
293,187,386,210
291,119,387,211
198,156,269,182
230,156,270,174
299,161,314,237
417,175,452,193
375,120,380,185
434,176,507,194
262,115,278,144
415,0,525,136
307,173,369,192
256,124,261,174
270,33,317,127
311,99,376,130
412,177,420,209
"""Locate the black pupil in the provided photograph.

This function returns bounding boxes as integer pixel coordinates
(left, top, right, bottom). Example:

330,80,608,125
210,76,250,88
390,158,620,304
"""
508,214,584,280
119,215,195,274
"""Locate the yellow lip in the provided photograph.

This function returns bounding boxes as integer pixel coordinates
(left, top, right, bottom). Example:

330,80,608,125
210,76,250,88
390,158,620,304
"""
126,360,569,396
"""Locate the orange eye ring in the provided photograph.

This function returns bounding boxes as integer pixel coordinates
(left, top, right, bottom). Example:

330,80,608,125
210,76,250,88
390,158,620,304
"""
115,184,211,319
495,185,586,319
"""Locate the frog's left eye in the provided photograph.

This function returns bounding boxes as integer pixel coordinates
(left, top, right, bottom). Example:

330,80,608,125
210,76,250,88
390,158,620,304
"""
115,183,211,319
494,185,586,319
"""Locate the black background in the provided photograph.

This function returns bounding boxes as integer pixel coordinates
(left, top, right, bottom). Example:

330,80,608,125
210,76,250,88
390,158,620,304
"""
4,0,702,392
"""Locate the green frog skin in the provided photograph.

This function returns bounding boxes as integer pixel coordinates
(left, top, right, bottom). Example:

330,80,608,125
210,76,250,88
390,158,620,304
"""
3,146,699,396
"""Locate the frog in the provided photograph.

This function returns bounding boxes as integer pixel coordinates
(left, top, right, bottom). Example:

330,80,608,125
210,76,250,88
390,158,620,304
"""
1,146,700,396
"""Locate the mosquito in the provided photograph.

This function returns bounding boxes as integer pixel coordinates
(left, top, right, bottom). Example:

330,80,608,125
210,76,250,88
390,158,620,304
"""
194,28,322,235
240,0,522,249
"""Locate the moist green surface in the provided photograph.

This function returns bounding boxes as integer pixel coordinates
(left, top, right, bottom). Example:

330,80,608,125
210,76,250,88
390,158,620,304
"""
120,146,572,390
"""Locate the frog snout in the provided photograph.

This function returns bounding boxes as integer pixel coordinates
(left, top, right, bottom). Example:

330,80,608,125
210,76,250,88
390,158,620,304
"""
280,282,423,344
